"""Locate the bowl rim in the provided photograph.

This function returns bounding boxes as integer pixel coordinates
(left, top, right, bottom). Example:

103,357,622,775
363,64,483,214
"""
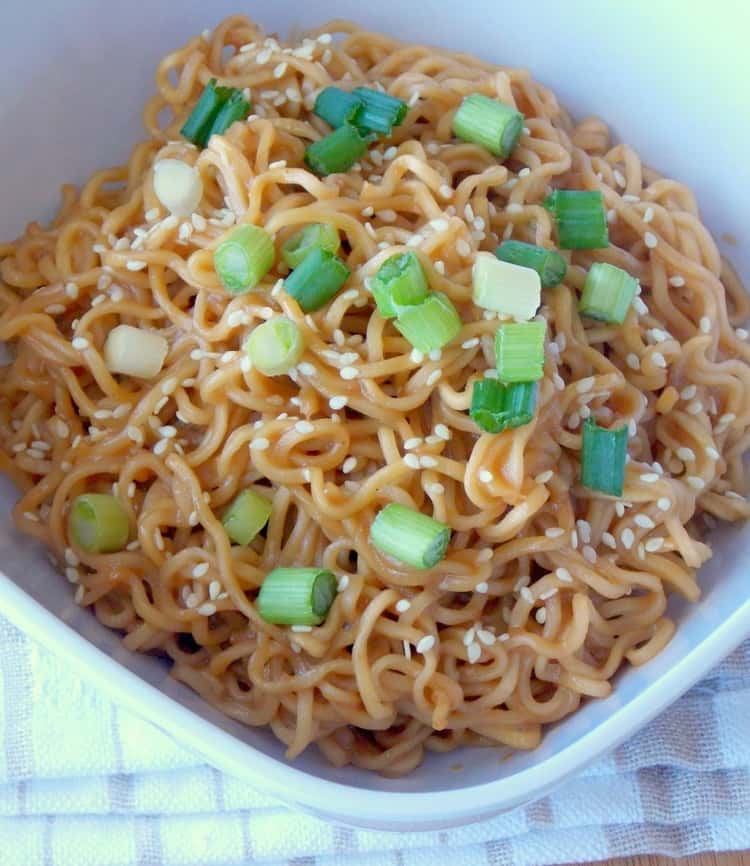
1,571,749,830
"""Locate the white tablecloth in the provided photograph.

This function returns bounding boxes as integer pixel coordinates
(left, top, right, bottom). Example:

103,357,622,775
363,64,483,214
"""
1,614,748,866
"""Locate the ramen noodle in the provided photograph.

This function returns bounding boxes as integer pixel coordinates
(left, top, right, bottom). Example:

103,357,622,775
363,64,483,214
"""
0,16,749,775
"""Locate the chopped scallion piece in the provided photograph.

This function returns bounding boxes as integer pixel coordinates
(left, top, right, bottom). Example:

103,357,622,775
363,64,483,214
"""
579,262,638,324
470,380,537,433
452,93,524,159
370,503,451,569
180,78,234,147
370,251,429,319
214,224,275,294
543,190,609,250
313,86,363,129
581,418,628,497
352,87,408,134
280,223,340,269
494,321,546,383
472,251,541,320
304,124,373,176
257,567,337,626
222,489,272,545
495,240,567,289
394,292,462,351
69,494,129,553
284,247,350,312
205,89,251,139
245,316,304,376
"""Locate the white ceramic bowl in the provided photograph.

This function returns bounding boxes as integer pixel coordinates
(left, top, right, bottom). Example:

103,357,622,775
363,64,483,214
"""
1,0,748,832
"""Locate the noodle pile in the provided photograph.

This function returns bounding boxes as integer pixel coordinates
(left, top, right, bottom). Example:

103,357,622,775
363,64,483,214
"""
1,16,749,775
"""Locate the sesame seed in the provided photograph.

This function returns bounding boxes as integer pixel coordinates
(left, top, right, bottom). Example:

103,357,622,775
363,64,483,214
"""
339,366,359,381
197,603,216,616
621,528,635,549
403,640,412,659
416,635,435,654
404,453,420,469
126,426,144,445
337,575,349,592
477,629,496,646
644,232,658,248
576,377,595,394
342,456,357,474
540,588,558,601
581,545,597,564
152,529,165,551
535,470,553,484
293,420,314,435
669,275,686,287
404,437,423,451
419,455,438,468
475,581,489,594
463,627,476,646
158,425,177,439
602,531,617,549
72,337,89,351
719,413,736,425
456,239,471,257
506,203,523,214
634,514,655,529
514,575,531,591
640,473,660,483
153,439,169,456
705,446,720,460
645,538,664,552
643,207,654,223
676,446,695,462
534,608,547,625
626,353,641,370
461,337,480,350
192,562,209,578
467,642,482,663
327,395,348,412
427,482,445,496
250,437,270,451
699,316,711,333
737,328,749,340
686,401,703,415
395,599,411,613
273,61,288,78
188,510,199,527
520,587,534,603
545,527,565,538
651,352,667,368
297,362,316,376
553,374,565,391
633,297,649,316
681,385,697,400
653,498,671,513
426,369,442,387
687,476,705,490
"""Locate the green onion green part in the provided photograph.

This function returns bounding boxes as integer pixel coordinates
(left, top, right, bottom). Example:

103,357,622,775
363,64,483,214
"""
304,124,373,176
214,224,275,294
581,418,628,497
452,93,524,159
351,87,408,134
495,240,568,289
180,78,235,147
543,190,609,250
280,223,341,269
284,246,350,312
579,262,638,324
394,292,462,352
205,89,251,139
370,252,429,319
494,320,546,383
470,379,537,433
370,503,451,569
472,251,541,320
68,493,130,553
257,567,337,626
222,489,272,545
245,316,304,376
313,87,363,129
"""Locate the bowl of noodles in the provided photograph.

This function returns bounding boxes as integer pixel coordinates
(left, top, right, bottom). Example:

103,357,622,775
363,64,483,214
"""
0,0,748,831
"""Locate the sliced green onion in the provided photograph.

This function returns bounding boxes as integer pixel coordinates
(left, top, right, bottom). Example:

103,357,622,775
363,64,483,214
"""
579,262,638,324
69,494,129,553
495,240,567,289
257,567,337,626
543,190,609,250
472,251,541,320
370,252,429,319
245,316,304,376
222,489,272,545
581,418,628,497
280,223,341,269
180,78,234,147
395,292,462,352
351,87,408,134
205,89,251,139
452,93,524,159
304,124,373,176
313,86,363,129
214,224,275,294
470,380,537,433
283,247,350,312
494,321,546,383
370,503,451,569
